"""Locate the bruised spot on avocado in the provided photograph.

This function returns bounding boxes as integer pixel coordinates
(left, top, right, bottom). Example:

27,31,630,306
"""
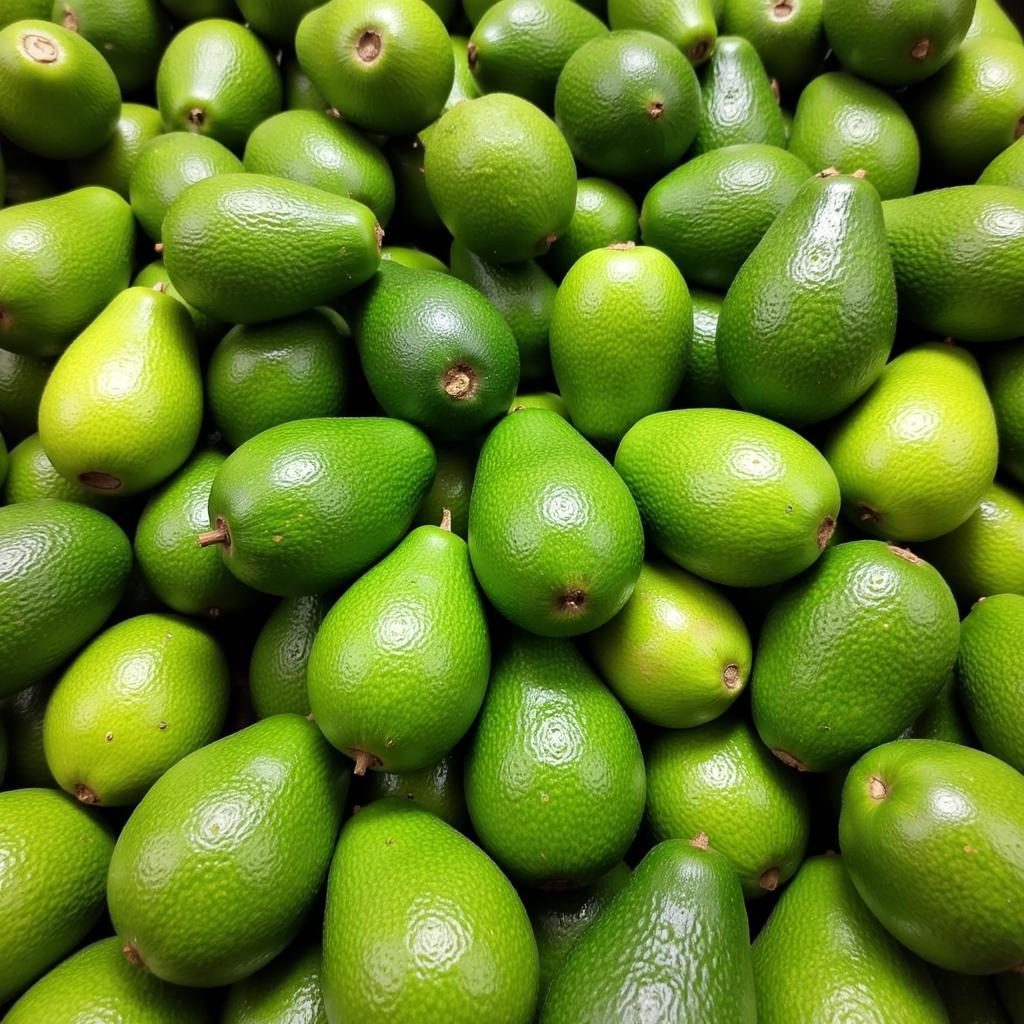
61,7,79,31
22,33,60,64
187,107,205,128
690,831,710,849
558,588,587,615
467,41,478,69
759,866,780,891
772,0,793,17
722,663,741,690
443,364,477,400
357,29,382,63
910,37,931,61
647,100,665,119
817,516,836,549
74,783,99,804
772,749,808,771
350,749,382,775
122,944,147,970
856,502,881,525
888,544,922,564
80,471,122,491
198,516,231,550
688,38,710,63
868,774,887,800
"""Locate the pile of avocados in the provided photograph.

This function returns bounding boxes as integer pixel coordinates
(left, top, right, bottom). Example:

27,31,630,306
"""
1,0,1024,1019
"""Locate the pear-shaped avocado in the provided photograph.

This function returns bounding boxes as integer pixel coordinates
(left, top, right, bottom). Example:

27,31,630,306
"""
0,19,119,159
221,940,325,1024
539,840,757,1023
882,186,1024,342
155,18,280,152
753,855,947,1023
69,103,165,199
162,173,382,325
825,343,999,541
0,500,131,697
201,417,435,597
308,519,490,775
39,286,203,497
464,632,645,888
468,408,644,636
134,450,259,619
645,716,810,896
607,0,717,65
107,715,347,987
692,35,786,153
0,187,134,358
615,408,840,587
717,169,897,424
346,261,520,441
752,540,960,772
551,243,692,444
322,799,539,1023
249,594,327,719
43,613,231,807
3,936,214,1024
0,788,114,1004
840,739,1024,974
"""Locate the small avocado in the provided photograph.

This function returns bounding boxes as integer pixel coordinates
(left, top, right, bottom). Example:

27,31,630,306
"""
0,682,54,787
3,432,111,508
70,103,164,199
308,520,490,775
107,715,347,987
751,540,960,772
357,751,469,830
221,940,325,1024
469,408,645,636
607,0,717,66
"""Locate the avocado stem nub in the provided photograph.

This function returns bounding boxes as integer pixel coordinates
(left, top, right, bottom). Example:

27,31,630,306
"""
79,471,121,491
690,831,710,850
772,749,809,771
688,38,710,63
187,107,204,127
356,30,382,63
351,750,381,776
443,365,476,400
74,783,99,805
647,100,665,119
722,663,741,690
817,516,836,549
439,507,452,532
868,775,888,800
197,518,230,549
759,867,780,891
22,33,59,64
61,7,78,31
910,38,931,61
154,242,164,254
467,41,478,69
122,945,148,970
1016,117,1024,141
772,1,792,18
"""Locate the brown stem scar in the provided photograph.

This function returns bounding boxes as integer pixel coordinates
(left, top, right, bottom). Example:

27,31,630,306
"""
888,544,922,564
910,37,931,60
439,507,452,532
817,516,836,549
773,749,809,771
722,663,741,690
79,472,122,491
122,945,147,969
22,33,59,63
357,30,381,63
443,364,476,399
74,783,99,804
690,831,710,849
868,775,888,800
760,866,780,891
648,100,664,119
559,589,586,613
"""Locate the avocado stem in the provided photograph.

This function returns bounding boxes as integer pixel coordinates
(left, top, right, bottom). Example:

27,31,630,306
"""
351,750,381,775
439,507,452,532
74,783,99,805
122,944,147,970
197,521,230,548
759,866,780,891
910,37,931,61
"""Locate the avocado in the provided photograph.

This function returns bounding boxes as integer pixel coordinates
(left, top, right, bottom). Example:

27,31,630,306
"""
753,854,947,1023
551,243,692,445
840,739,1024,974
346,261,520,441
39,286,203,497
0,788,113,1003
980,136,1024,188
412,444,477,538
155,18,281,152
308,521,490,774
641,143,812,291
676,290,735,408
464,631,645,887
322,799,539,1023
357,751,468,830
162,173,382,325
201,417,435,597
0,501,131,697
233,0,321,43
107,715,347,987
221,940,325,1024
540,840,757,1023
469,408,645,636
717,169,896,424
882,186,1024,342
0,186,134,358
752,540,960,772
607,0,717,65
615,408,840,587
0,682,54,787
70,103,164,199
825,343,999,541
3,431,112,507
0,346,51,440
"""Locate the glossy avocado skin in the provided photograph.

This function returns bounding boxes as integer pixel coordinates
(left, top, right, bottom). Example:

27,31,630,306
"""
205,416,436,597
840,739,1024,974
107,715,347,988
540,840,757,1023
